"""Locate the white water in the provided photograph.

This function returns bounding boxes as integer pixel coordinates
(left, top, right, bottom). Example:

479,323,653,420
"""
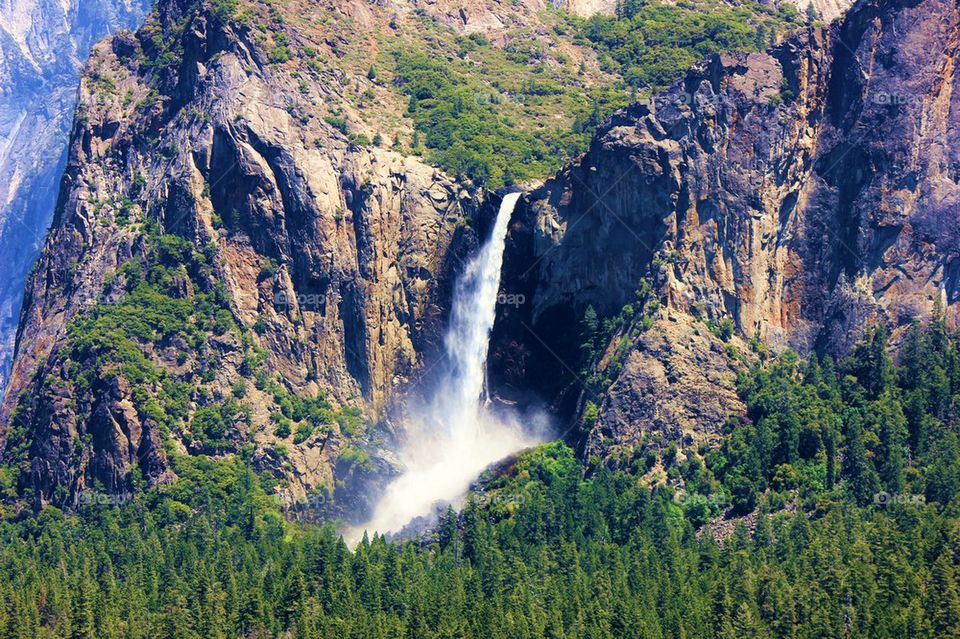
348,192,540,541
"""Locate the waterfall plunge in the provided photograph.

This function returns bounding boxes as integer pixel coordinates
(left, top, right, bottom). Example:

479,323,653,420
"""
350,192,540,540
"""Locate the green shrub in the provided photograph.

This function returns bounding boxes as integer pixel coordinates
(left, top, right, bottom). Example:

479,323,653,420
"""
232,380,247,399
293,423,314,444
270,44,292,64
324,115,348,134
274,418,292,439
258,259,279,281
211,0,238,21
190,400,243,454
582,401,600,427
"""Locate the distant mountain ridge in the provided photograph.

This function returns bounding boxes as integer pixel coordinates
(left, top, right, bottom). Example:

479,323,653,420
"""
0,0,149,392
555,0,852,21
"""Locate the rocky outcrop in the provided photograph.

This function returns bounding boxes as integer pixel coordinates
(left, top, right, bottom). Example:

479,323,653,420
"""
0,0,486,509
802,0,854,22
582,311,746,460
494,0,960,458
784,0,854,23
0,0,150,393
552,0,616,18
0,0,635,513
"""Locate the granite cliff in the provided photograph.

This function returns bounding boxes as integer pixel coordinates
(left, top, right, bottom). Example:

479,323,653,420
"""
492,0,960,462
0,0,499,511
0,0,629,514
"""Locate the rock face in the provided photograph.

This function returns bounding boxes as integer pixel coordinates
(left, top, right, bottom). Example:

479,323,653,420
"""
0,0,150,393
790,0,854,23
552,0,616,18
0,0,488,509
581,312,747,461
493,0,960,458
552,0,853,24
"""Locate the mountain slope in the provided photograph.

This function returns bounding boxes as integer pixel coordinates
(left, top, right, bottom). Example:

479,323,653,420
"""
0,0,490,511
0,0,653,515
0,0,463,514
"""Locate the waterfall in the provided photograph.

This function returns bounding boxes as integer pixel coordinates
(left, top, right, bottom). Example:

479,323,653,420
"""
349,192,538,540
438,191,521,434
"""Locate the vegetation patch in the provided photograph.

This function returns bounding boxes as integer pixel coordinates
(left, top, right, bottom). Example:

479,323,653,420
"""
574,0,800,89
386,36,623,187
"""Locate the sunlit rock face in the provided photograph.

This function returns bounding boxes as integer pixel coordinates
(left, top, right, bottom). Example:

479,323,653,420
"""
0,0,490,510
493,0,960,460
787,0,854,23
0,0,150,392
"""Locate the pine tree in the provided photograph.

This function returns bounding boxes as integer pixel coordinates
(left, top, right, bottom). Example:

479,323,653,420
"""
438,505,459,552
580,305,599,364
846,326,895,399
283,564,307,627
924,429,960,505
929,552,960,636
754,24,768,50
758,568,795,638
731,602,762,639
824,414,840,489
159,590,199,639
754,514,772,551
875,392,908,493
843,410,881,505
70,576,97,639
710,580,736,639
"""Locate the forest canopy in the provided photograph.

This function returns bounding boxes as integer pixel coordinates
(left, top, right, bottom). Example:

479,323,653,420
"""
0,318,957,637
